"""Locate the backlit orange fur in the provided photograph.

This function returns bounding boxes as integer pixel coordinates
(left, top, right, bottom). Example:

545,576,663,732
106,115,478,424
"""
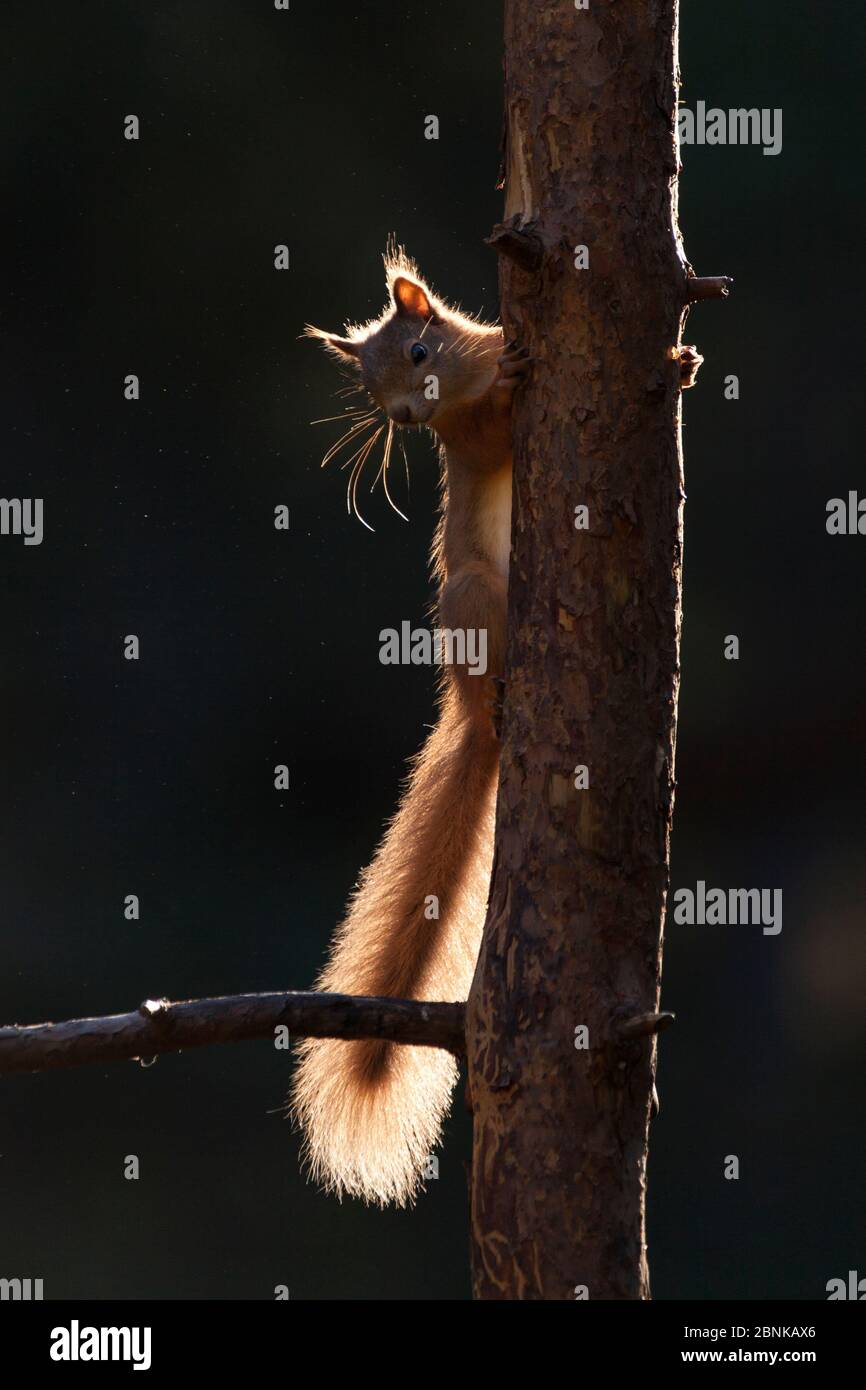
293,248,529,1205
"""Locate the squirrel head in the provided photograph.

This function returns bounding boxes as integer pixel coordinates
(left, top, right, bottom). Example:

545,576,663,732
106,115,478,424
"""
305,247,500,430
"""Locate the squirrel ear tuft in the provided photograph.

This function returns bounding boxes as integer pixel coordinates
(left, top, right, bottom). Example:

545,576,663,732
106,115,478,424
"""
303,325,360,361
391,276,435,321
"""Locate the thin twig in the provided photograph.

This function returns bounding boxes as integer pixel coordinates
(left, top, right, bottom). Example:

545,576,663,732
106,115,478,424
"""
617,1010,676,1040
684,275,733,301
0,991,467,1075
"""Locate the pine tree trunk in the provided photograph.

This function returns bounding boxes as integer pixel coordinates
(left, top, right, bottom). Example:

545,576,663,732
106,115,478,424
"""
467,0,689,1301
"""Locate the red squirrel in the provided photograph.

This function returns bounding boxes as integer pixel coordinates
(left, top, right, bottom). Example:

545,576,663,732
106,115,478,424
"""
293,248,700,1205
292,249,529,1205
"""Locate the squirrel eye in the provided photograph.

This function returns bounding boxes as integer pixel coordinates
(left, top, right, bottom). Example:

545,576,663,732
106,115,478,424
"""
410,342,428,365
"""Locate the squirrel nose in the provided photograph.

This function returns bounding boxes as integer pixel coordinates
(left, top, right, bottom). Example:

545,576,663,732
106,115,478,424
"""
391,404,413,425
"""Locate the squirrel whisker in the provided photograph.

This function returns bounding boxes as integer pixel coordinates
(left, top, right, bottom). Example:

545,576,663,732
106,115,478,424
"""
310,407,373,425
376,420,409,523
347,425,384,531
318,413,381,469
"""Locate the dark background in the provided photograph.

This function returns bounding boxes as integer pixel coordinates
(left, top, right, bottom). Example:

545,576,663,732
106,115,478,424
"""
1,1,864,1300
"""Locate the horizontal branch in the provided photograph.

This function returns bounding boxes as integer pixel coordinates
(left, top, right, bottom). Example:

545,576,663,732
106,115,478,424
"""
685,275,733,301
0,992,467,1076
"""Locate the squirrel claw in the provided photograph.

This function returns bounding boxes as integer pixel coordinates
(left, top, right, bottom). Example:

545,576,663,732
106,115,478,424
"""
489,676,506,741
495,339,533,393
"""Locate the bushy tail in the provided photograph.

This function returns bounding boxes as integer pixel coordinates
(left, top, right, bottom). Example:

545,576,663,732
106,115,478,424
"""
290,687,499,1206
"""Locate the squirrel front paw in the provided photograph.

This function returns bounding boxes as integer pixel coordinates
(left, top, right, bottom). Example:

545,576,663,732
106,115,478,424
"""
494,339,533,401
678,343,704,389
